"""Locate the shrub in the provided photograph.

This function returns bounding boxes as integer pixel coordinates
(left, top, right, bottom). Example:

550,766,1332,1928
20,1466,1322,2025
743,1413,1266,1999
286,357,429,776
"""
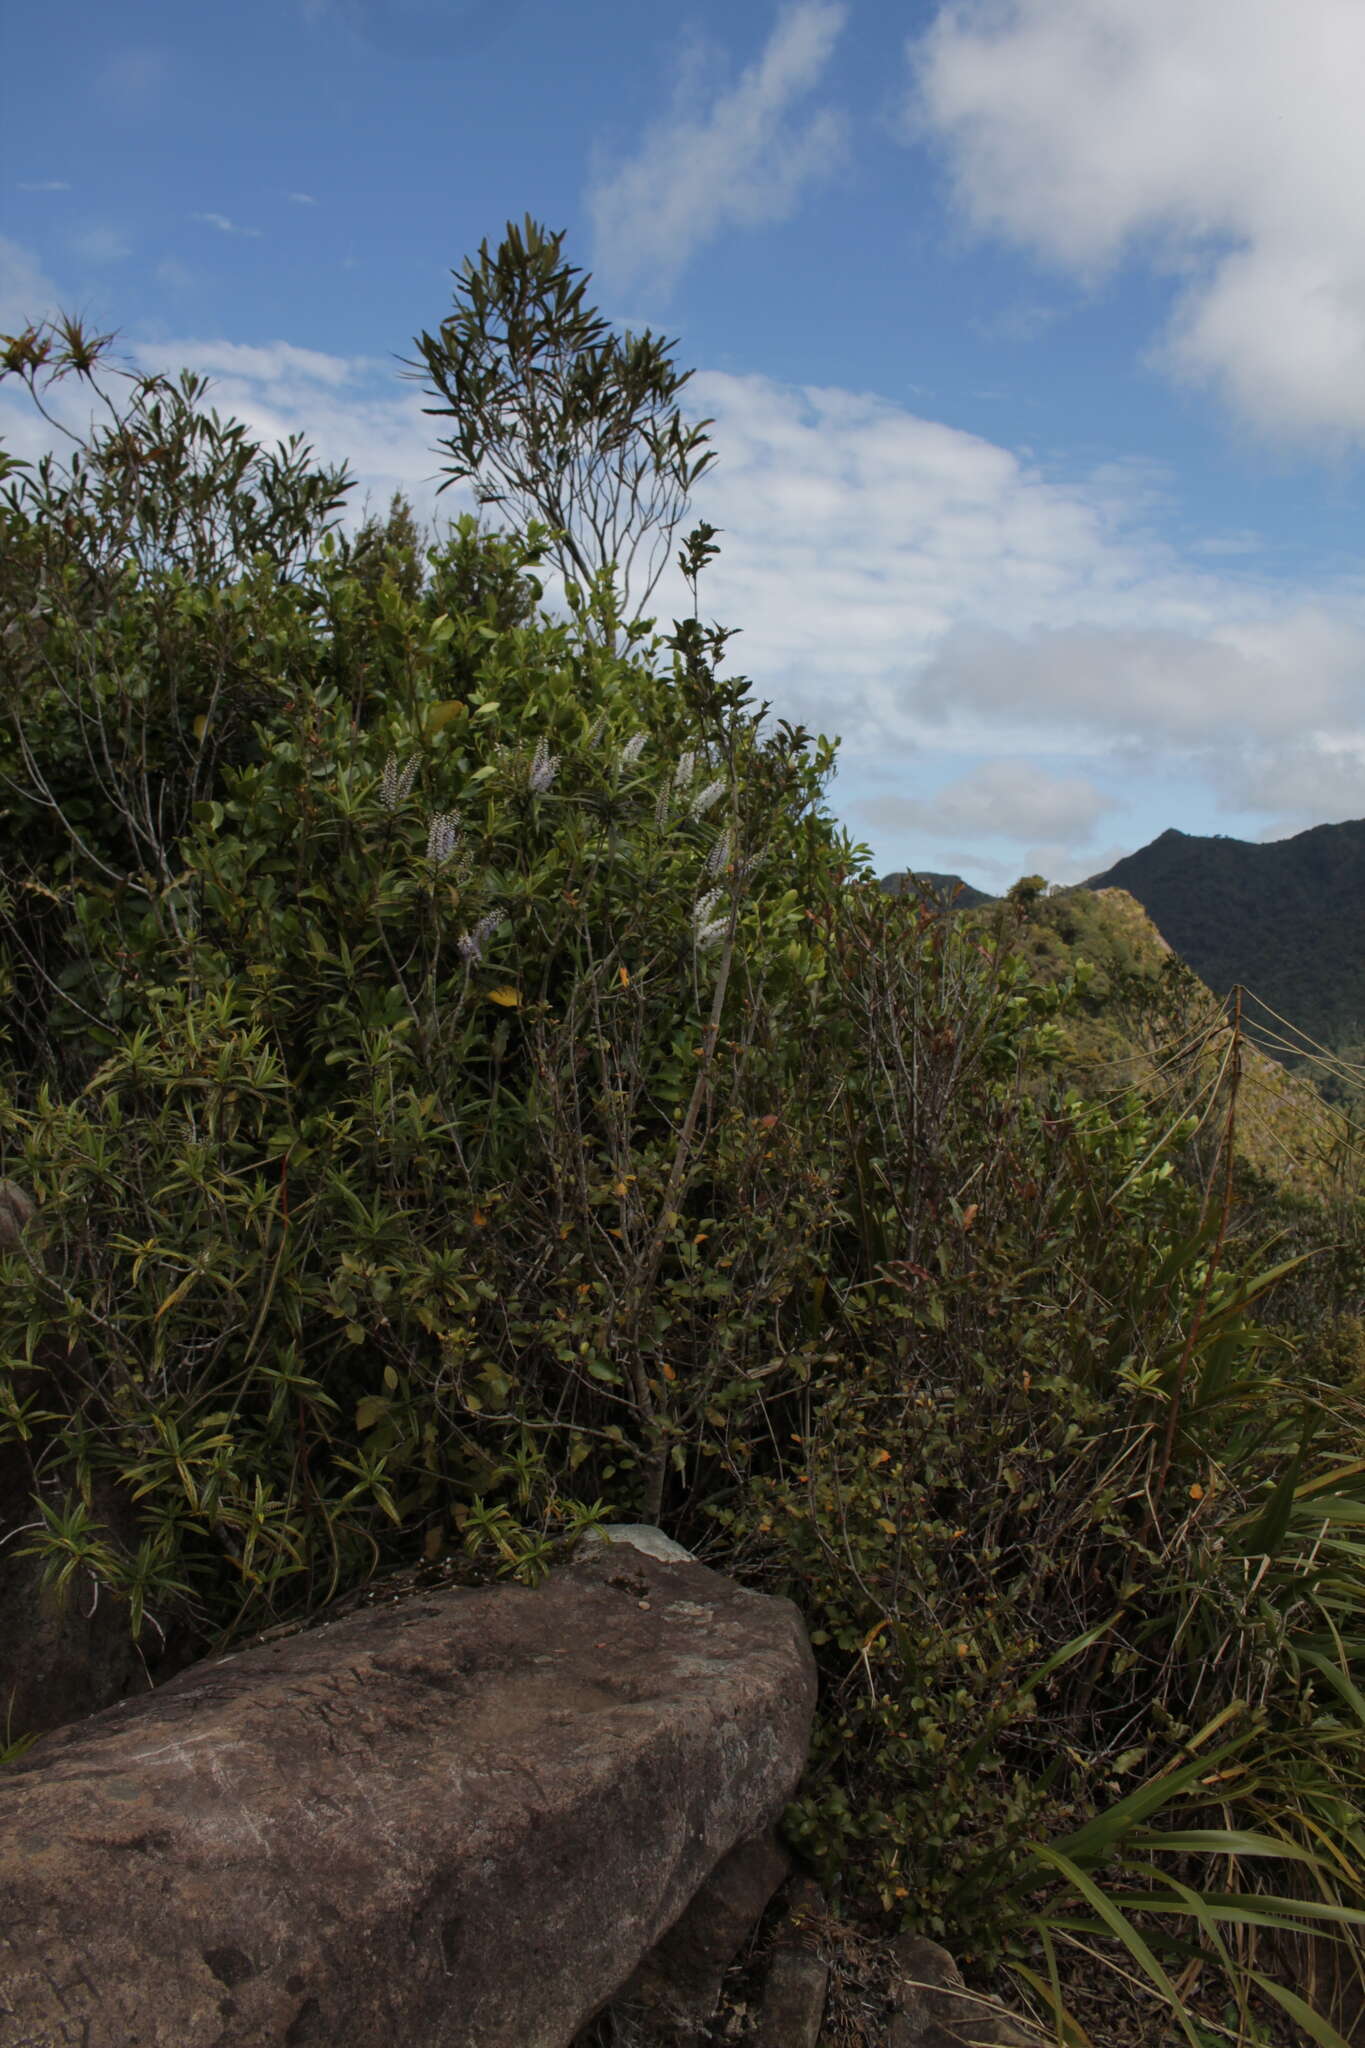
3,318,1363,2045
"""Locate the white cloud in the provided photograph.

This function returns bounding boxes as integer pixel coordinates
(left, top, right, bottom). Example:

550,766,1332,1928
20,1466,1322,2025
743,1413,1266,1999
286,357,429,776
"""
0,295,466,537
0,237,60,334
861,760,1116,842
17,180,71,193
69,225,132,265
905,0,1365,448
1216,734,1365,832
633,370,1365,871
656,370,1235,754
289,192,317,206
910,611,1365,747
0,242,68,479
191,213,263,239
132,338,364,391
588,2,848,299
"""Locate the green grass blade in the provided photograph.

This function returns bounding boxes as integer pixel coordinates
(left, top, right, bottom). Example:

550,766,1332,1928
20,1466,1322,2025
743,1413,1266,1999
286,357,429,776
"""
1028,1846,1204,2048
1003,1957,1095,2047
1246,1968,1355,2048
1093,1894,1365,1934
1041,1721,1255,1868
1294,1646,1365,1725
1130,1827,1336,1864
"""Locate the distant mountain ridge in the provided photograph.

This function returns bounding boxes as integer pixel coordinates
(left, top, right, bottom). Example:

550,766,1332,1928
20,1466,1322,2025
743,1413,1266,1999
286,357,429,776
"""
1085,818,1365,1056
879,870,994,908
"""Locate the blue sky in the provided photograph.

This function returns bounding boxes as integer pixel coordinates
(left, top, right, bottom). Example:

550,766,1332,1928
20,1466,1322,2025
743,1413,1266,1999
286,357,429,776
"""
5,0,1365,891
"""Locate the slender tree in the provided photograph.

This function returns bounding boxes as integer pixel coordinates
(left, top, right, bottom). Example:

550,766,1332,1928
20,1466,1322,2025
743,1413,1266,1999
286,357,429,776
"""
407,216,716,645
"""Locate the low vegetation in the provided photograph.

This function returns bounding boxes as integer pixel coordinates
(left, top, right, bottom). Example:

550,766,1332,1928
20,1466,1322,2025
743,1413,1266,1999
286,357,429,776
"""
3,241,1364,2045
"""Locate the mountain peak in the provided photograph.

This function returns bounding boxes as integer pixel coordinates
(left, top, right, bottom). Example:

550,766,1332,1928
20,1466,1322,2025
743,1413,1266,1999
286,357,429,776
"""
1085,817,1365,1055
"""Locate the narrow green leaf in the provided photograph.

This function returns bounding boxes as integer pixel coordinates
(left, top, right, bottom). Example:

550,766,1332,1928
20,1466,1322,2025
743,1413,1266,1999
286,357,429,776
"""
1030,1846,1202,2048
1247,1969,1354,2048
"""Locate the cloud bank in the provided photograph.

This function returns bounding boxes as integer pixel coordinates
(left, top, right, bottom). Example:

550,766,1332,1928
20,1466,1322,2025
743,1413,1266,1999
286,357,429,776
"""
588,2,848,299
905,0,1365,450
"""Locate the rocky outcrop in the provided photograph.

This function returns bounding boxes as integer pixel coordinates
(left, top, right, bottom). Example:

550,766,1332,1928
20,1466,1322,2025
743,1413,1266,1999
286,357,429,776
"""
0,1533,815,2047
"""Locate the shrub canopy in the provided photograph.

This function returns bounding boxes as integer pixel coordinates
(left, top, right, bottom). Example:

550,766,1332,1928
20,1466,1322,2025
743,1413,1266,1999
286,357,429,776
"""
3,316,1364,2044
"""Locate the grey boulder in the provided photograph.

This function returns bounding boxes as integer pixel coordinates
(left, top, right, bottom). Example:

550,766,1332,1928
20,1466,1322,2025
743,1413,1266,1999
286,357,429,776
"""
0,1540,815,2047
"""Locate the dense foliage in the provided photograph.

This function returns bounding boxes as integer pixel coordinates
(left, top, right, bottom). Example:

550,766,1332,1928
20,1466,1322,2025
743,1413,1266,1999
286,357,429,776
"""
3,310,1365,2046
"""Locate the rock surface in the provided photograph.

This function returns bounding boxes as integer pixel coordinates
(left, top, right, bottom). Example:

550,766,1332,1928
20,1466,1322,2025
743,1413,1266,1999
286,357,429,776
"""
0,1540,815,2048
609,1825,792,2039
886,1935,1035,2047
750,1876,830,2048
580,1522,697,1564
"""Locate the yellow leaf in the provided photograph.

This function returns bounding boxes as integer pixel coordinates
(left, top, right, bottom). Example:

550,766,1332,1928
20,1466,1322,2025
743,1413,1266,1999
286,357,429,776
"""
424,698,464,735
618,964,630,987
613,1181,628,1198
877,1518,898,1536
661,1362,677,1382
473,1210,488,1228
153,1276,194,1321
487,987,520,1007
192,713,208,741
871,1448,891,1466
1189,1482,1204,1500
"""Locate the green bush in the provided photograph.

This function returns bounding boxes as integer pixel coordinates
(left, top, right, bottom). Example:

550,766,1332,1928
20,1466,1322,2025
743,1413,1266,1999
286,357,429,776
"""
3,318,1364,2045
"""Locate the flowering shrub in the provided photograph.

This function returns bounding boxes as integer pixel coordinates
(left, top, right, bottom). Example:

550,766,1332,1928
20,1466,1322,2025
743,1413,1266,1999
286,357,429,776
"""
3,326,1363,2043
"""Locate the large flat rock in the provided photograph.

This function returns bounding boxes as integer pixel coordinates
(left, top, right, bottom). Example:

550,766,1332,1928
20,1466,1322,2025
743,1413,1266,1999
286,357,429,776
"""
0,1543,815,2047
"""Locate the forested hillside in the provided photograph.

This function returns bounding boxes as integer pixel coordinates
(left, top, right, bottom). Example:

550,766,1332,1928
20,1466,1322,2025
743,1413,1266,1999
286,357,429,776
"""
1087,820,1365,1057
976,881,1352,1201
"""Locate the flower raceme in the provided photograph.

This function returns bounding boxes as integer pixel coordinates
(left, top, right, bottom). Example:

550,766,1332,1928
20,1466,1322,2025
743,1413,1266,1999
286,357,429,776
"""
692,888,728,951
528,738,559,795
380,752,420,811
425,812,460,865
458,910,503,964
